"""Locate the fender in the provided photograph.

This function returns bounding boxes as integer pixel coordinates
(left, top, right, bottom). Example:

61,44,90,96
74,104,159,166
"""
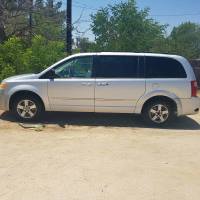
134,90,183,116
6,84,50,111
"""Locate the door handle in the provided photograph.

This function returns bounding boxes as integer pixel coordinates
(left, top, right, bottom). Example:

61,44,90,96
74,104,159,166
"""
97,82,109,86
81,82,92,86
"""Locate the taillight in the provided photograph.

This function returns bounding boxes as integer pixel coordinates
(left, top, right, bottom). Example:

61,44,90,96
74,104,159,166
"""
191,80,198,97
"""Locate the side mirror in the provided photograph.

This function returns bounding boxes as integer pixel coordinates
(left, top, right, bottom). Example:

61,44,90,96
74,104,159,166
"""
47,69,56,79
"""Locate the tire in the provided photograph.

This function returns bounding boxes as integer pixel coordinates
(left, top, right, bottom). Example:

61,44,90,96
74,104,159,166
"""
12,95,43,122
142,100,175,126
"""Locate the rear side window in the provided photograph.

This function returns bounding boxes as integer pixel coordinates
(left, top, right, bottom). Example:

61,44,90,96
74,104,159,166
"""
145,57,187,78
95,56,139,78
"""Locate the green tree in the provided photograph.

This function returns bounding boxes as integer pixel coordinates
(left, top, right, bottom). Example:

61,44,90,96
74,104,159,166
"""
46,0,54,8
25,35,65,73
169,22,200,59
0,37,28,80
91,0,166,52
0,35,65,81
33,0,65,41
0,0,29,43
35,0,44,9
0,0,65,44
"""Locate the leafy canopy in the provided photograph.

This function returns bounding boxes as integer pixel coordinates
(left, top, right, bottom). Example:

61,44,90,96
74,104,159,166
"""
169,22,200,59
0,36,65,81
91,0,166,52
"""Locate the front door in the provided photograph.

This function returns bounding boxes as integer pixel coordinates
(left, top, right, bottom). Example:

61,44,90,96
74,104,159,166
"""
47,56,95,112
94,55,146,113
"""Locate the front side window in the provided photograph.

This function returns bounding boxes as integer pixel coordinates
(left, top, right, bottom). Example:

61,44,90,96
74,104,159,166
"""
145,57,187,78
54,56,93,78
95,56,139,78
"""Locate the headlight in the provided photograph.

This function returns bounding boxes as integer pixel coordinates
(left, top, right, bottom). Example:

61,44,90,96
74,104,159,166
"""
0,83,7,89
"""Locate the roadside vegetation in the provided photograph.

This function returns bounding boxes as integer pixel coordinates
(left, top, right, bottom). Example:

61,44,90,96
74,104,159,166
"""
0,0,200,80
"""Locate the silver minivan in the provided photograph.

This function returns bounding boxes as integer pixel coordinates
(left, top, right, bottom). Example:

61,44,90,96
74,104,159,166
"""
0,52,199,125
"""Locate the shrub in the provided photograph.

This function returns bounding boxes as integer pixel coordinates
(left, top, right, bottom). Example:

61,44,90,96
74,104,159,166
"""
25,35,65,73
0,36,66,81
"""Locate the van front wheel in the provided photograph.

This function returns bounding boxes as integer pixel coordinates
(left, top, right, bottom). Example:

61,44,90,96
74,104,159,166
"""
13,95,43,122
142,101,174,126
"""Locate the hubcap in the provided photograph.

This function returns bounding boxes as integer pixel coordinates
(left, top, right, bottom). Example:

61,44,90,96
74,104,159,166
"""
149,104,169,124
17,100,37,119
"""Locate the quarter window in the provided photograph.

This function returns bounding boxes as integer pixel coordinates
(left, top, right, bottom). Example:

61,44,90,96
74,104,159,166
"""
145,57,187,78
95,56,139,78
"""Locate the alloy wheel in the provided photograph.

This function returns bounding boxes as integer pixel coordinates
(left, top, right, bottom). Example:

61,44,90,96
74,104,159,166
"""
149,104,169,124
17,99,37,119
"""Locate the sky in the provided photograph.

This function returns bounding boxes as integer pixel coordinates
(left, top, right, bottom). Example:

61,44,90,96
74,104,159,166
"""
62,0,200,40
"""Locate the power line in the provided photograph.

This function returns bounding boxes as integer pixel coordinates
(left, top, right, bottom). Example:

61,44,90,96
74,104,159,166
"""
151,13,200,17
71,1,200,17
67,0,200,20
73,4,200,17
72,3,99,11
73,0,93,8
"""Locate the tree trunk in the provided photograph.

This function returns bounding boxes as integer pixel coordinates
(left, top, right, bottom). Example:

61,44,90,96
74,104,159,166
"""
0,23,6,43
0,1,6,43
47,0,54,8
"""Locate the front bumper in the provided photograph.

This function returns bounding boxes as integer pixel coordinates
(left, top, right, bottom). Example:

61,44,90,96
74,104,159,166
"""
180,97,200,115
0,90,6,110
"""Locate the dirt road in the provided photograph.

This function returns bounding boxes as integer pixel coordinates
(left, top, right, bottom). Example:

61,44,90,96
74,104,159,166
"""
0,110,200,200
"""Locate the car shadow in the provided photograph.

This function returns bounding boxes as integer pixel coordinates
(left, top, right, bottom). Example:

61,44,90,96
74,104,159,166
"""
0,111,200,130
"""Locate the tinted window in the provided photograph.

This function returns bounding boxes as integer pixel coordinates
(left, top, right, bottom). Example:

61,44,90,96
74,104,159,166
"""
145,57,187,78
95,56,139,78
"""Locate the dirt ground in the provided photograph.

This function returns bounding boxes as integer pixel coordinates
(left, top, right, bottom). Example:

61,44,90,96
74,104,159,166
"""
1,110,200,200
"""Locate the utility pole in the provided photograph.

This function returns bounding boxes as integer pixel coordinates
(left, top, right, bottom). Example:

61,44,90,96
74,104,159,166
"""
66,0,72,55
29,0,33,44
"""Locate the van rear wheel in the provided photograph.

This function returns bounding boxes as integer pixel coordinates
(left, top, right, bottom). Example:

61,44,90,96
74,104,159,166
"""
142,101,174,126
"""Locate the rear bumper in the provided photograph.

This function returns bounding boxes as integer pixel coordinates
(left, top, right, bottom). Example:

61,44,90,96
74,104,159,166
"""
180,97,200,116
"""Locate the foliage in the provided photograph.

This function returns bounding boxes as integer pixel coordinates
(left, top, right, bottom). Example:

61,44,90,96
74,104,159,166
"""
0,36,65,81
91,0,166,52
33,0,65,41
0,37,27,80
25,35,65,73
168,22,200,59
0,0,29,43
0,0,65,44
90,1,200,59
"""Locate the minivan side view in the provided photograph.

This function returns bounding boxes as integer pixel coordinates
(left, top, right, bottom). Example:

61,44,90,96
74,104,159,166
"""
0,52,199,126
